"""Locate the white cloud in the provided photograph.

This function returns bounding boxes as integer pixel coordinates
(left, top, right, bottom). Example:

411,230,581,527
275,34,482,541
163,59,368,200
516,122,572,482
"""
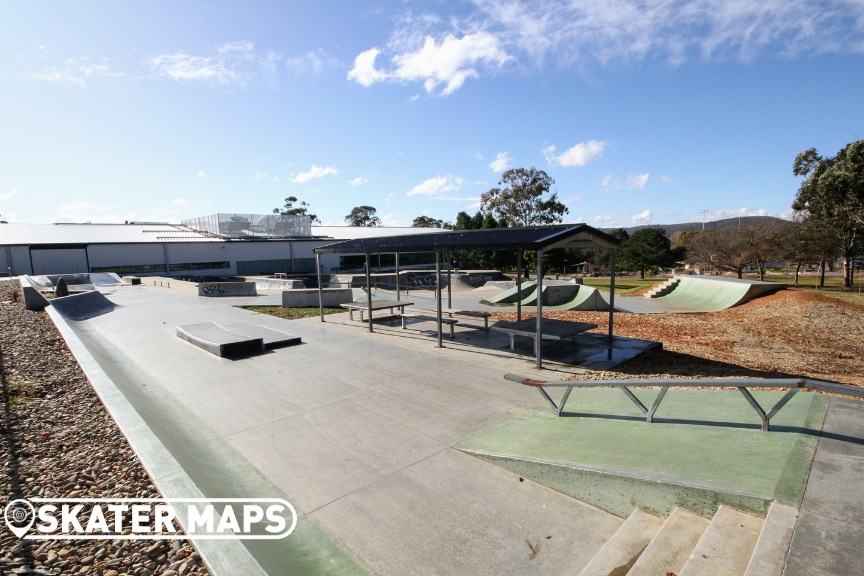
172,198,189,207
470,0,864,68
348,32,512,96
631,210,653,224
292,164,338,183
593,214,615,225
602,172,650,191
489,151,511,172
544,141,606,167
406,175,465,197
19,57,122,87
0,189,19,201
705,207,770,220
196,171,206,179
349,177,368,187
52,201,120,223
285,50,336,75
147,42,266,86
561,195,582,204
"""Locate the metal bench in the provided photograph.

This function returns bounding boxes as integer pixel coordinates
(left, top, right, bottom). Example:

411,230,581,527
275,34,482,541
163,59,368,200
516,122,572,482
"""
411,308,491,330
398,311,458,339
491,318,597,351
340,300,413,321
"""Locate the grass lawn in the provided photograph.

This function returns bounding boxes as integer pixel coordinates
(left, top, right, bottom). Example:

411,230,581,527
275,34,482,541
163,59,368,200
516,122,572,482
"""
579,277,661,295
236,305,344,320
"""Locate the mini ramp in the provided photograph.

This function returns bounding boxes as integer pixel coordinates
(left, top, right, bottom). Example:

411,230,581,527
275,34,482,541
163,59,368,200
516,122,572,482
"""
49,290,117,320
651,276,785,312
482,281,610,311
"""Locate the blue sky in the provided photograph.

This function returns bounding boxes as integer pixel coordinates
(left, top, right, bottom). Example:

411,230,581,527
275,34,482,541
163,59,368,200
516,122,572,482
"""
2,0,863,228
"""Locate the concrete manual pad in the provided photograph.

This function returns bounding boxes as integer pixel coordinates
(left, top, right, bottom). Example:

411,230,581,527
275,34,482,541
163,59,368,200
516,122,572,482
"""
222,321,302,348
176,321,264,357
311,449,623,576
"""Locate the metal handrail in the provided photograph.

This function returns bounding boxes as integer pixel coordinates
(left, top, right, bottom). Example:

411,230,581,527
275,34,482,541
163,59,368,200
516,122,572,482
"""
504,374,864,432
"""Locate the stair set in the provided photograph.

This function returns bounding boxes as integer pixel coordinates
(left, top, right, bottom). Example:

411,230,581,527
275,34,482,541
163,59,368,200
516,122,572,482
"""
644,277,680,298
578,502,798,576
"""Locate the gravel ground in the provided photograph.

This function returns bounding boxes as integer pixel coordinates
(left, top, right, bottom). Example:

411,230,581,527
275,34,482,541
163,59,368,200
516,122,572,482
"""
0,281,212,576
491,289,864,389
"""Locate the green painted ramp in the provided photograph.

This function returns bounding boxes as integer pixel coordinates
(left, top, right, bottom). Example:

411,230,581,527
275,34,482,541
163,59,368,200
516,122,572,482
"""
458,389,828,518
653,276,785,311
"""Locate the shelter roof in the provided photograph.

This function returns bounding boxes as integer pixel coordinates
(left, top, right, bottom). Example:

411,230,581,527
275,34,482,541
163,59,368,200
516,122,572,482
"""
313,224,620,254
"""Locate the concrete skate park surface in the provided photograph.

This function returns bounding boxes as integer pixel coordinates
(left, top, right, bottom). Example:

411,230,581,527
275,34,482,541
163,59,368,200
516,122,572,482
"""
43,283,864,575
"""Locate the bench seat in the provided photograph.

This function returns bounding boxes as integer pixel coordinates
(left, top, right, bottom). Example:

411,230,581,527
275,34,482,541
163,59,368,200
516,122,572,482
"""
398,311,458,339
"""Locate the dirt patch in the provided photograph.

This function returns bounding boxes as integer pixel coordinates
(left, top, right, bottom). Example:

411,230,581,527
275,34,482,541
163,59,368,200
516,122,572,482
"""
489,289,864,388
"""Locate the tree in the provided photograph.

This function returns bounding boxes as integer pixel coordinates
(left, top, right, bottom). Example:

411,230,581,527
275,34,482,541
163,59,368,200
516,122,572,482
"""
273,196,318,223
793,140,864,287
685,229,752,278
345,206,381,227
783,216,842,286
453,211,475,230
619,228,675,279
480,167,568,227
412,215,446,228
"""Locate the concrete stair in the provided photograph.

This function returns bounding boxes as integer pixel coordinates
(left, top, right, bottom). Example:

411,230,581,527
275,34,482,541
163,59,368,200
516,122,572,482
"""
645,277,680,298
579,504,782,576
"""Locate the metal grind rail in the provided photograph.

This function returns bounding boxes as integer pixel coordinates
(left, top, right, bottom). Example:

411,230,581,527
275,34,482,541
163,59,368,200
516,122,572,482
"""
504,374,864,431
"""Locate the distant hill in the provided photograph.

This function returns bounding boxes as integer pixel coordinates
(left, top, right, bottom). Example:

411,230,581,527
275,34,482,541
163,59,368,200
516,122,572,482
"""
604,216,790,245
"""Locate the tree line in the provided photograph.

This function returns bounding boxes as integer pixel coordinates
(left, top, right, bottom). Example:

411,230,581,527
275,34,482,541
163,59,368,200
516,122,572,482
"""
271,142,863,286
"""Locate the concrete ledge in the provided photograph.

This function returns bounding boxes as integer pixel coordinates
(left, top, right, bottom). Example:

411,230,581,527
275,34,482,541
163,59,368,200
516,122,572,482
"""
282,288,352,307
463,451,772,518
198,281,257,297
176,322,264,357
20,276,49,310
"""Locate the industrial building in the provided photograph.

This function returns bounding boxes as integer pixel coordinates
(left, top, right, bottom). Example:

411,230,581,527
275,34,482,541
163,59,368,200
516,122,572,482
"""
0,213,442,277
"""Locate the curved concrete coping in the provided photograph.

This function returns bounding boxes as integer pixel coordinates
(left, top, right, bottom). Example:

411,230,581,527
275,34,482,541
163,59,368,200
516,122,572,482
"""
45,306,267,576
48,289,117,320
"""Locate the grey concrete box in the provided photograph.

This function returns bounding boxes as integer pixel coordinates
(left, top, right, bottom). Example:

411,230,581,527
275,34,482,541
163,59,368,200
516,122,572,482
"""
282,288,352,307
197,281,257,297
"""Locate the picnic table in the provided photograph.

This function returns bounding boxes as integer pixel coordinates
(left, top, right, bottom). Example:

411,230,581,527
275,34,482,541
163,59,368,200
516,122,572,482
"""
491,317,597,352
340,299,414,321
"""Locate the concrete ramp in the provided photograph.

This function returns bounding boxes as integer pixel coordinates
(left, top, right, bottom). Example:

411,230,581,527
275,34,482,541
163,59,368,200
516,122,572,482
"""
480,281,538,304
49,290,117,320
653,276,785,312
542,286,610,311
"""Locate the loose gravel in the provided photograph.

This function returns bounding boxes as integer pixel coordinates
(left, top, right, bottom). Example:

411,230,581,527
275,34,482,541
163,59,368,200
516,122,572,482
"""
490,289,864,389
0,281,212,576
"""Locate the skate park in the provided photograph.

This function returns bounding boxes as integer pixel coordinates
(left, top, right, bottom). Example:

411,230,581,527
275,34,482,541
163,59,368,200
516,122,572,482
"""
12,243,861,576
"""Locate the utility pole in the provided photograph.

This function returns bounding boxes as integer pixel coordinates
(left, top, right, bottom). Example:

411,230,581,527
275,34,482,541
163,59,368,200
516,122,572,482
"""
700,210,708,230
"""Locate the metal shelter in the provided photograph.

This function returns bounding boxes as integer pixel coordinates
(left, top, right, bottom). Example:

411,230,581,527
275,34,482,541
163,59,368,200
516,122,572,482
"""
312,224,621,369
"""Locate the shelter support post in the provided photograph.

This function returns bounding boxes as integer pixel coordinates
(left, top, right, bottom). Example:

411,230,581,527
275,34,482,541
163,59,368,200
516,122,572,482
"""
608,249,617,342
516,251,522,322
435,252,443,348
447,257,452,309
395,253,400,301
316,253,324,322
365,253,373,333
535,249,544,370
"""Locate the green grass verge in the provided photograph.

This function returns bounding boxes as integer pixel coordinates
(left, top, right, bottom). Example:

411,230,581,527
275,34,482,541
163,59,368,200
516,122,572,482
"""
580,278,660,295
236,305,344,320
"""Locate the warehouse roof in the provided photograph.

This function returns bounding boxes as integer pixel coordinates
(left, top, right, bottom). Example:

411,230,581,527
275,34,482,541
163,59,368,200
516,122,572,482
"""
0,223,222,245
